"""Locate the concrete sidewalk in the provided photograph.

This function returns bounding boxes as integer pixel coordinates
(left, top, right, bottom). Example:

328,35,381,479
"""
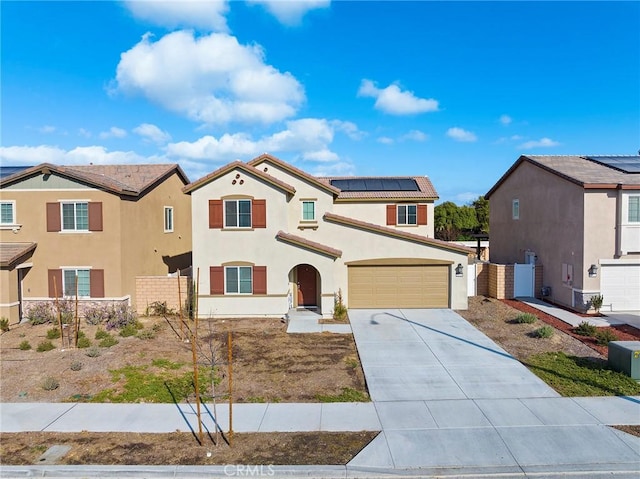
520,297,634,328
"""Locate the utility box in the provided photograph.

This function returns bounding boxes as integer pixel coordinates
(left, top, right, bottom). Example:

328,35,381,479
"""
608,341,640,380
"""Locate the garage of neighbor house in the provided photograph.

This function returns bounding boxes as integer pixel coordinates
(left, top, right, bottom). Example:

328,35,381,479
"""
600,263,640,311
347,260,450,309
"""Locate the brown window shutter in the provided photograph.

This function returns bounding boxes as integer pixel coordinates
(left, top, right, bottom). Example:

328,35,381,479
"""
253,266,267,294
90,270,105,297
88,202,103,231
209,200,223,228
417,204,428,225
48,269,63,298
46,203,61,232
210,266,224,295
252,199,266,228
386,205,396,225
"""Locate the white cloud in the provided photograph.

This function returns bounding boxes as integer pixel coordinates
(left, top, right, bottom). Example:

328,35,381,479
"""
78,128,92,138
454,192,483,204
38,125,56,133
124,0,229,32
300,149,339,163
331,120,365,140
113,31,305,126
401,130,428,142
0,145,161,166
446,127,477,142
310,161,356,177
133,123,172,144
247,0,330,26
499,114,512,125
519,137,560,149
99,126,127,139
357,79,439,115
377,137,394,145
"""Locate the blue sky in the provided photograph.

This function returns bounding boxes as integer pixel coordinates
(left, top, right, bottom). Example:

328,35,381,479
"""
1,1,638,204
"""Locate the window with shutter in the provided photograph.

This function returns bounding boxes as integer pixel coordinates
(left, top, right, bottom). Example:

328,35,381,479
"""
209,200,223,229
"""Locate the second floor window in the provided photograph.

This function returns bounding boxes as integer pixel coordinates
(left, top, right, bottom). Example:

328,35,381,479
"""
512,199,520,220
225,199,252,228
629,196,640,223
397,205,417,225
63,269,90,297
0,201,15,224
164,207,174,232
302,201,316,221
62,202,88,231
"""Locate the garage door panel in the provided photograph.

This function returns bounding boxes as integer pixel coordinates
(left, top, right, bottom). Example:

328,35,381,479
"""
348,265,449,309
601,265,640,311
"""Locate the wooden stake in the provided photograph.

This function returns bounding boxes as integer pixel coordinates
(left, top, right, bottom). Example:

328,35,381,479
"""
74,274,79,347
195,268,200,341
177,270,184,341
228,330,233,445
53,276,63,345
191,331,203,445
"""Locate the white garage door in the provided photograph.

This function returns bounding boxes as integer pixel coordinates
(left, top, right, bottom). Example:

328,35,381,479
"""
600,264,640,311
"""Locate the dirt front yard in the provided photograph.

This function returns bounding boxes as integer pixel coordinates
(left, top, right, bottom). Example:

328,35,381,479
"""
0,316,367,403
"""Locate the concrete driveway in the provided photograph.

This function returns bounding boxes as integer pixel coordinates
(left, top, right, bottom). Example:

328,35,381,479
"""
347,308,640,477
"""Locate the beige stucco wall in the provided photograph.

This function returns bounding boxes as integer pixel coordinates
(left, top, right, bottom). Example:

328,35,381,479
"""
0,268,19,322
489,161,585,308
582,190,618,294
332,202,435,238
120,173,192,309
191,165,468,318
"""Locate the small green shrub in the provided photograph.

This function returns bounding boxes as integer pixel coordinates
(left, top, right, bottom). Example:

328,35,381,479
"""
119,321,143,337
590,294,604,314
25,303,55,325
99,335,118,348
95,328,109,340
70,361,83,371
46,328,61,340
595,329,618,345
77,336,91,348
533,325,554,339
19,340,32,350
574,321,597,337
515,313,537,324
136,329,155,340
41,377,59,391
85,346,102,358
36,340,56,352
0,318,9,332
333,288,348,321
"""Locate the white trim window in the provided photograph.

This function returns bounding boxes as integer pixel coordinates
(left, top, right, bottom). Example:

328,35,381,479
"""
628,196,640,223
164,206,174,232
302,200,316,221
63,268,90,297
225,266,252,294
397,204,417,225
224,199,252,228
61,201,88,231
512,199,520,220
0,201,16,225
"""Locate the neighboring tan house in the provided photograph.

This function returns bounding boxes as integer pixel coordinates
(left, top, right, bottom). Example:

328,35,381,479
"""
486,155,640,312
184,154,472,319
0,163,192,322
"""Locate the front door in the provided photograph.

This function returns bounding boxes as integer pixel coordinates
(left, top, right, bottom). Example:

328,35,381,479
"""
297,265,317,307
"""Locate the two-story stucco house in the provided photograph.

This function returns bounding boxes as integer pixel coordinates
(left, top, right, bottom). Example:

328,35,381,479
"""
184,154,472,319
0,163,192,322
486,155,640,312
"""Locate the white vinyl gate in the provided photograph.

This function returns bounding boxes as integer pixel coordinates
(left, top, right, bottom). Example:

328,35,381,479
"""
514,263,535,297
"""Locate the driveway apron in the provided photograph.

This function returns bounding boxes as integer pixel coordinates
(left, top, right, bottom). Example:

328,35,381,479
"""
347,309,640,477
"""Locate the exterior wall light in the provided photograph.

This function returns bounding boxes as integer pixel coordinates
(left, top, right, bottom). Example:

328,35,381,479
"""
588,264,598,278
455,263,464,277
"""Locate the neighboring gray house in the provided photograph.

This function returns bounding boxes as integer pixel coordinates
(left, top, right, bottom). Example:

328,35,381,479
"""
486,155,640,312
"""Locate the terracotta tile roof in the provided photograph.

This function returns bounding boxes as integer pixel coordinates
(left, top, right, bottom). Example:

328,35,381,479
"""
0,242,37,268
0,163,189,196
486,155,640,198
275,231,342,258
248,154,341,195
183,160,296,195
318,176,439,200
323,213,474,255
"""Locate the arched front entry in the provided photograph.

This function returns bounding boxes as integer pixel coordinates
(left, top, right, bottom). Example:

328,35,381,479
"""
289,264,321,310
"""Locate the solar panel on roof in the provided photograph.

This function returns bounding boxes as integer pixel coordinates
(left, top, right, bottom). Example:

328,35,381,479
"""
585,156,640,174
0,166,32,180
330,178,420,192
